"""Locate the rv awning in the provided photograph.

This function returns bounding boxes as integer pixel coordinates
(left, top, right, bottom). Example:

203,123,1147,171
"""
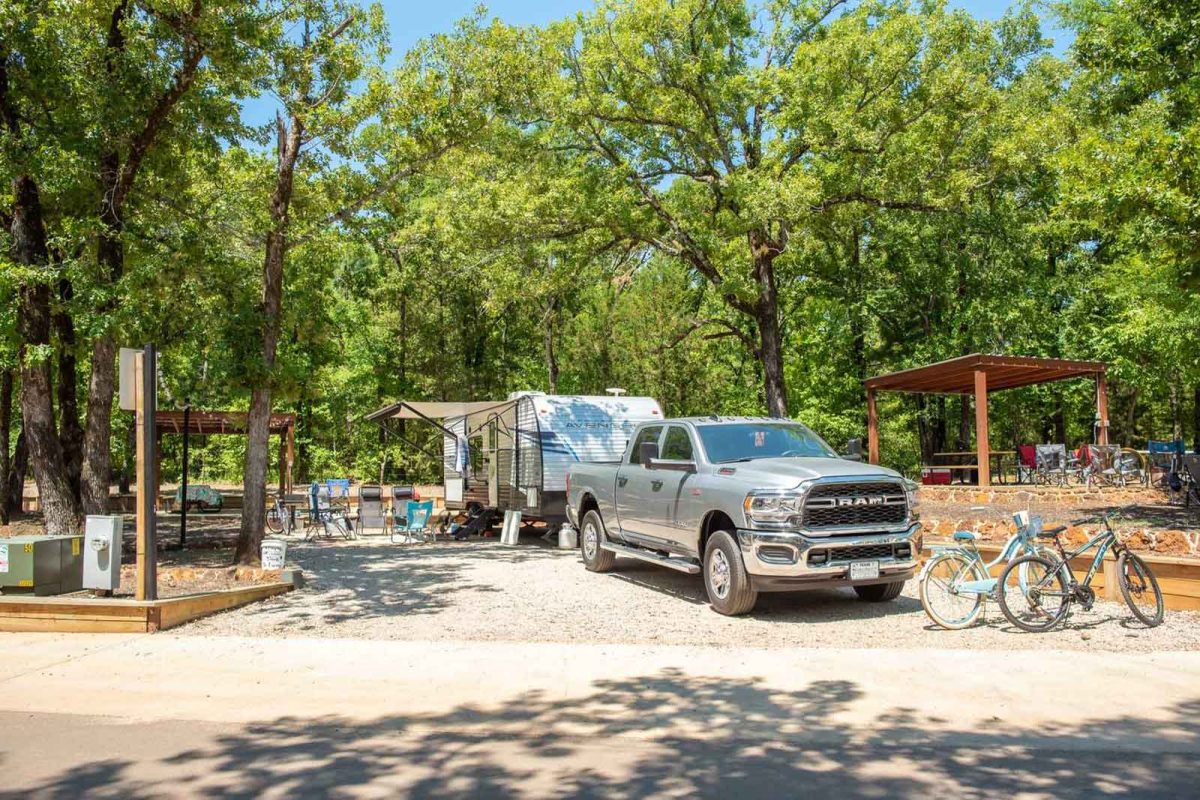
365,399,515,424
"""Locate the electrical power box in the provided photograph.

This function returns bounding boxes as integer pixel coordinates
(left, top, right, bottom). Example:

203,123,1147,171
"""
0,535,84,596
83,515,123,592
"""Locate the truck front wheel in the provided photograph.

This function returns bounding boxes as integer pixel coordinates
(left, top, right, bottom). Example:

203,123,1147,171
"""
580,510,616,573
854,581,905,602
704,531,758,616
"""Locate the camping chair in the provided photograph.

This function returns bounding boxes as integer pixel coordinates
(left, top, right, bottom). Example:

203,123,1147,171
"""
1148,439,1185,490
354,484,387,536
1084,444,1130,487
1175,453,1200,507
1035,444,1071,486
1016,445,1037,484
307,482,356,540
391,500,434,544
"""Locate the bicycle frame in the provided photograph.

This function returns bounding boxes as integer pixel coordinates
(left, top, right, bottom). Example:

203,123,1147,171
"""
1048,526,1118,593
923,527,1044,598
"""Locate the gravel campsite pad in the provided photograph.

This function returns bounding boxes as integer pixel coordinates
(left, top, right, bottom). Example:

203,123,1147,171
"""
177,537,1200,652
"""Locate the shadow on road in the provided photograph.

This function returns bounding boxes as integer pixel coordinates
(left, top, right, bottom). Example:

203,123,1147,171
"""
7,670,1197,798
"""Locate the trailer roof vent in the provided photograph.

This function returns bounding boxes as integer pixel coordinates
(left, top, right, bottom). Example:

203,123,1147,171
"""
605,387,627,396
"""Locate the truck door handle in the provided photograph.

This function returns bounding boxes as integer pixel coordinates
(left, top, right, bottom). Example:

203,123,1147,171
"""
617,477,628,487
651,480,663,490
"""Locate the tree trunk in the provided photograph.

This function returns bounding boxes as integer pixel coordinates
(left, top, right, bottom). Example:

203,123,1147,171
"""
236,113,302,565
80,150,124,517
543,299,560,394
1193,385,1200,453
54,277,83,497
0,369,11,525
1169,377,1182,440
750,235,787,418
957,398,970,451
5,432,27,520
12,176,81,534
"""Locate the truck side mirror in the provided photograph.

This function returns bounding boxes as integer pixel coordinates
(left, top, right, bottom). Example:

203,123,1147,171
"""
639,441,659,467
843,437,863,462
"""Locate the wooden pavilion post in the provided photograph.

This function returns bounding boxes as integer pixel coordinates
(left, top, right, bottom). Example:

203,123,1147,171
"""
278,430,286,497
1095,373,1110,445
974,369,990,487
866,388,880,464
286,422,295,494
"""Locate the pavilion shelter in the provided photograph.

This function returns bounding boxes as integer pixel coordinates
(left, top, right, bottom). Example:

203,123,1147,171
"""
862,354,1108,486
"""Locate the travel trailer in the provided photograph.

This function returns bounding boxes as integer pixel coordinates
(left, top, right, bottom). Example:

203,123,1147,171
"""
367,392,663,525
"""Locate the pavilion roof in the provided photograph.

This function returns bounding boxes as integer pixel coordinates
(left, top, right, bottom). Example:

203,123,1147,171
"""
863,354,1106,395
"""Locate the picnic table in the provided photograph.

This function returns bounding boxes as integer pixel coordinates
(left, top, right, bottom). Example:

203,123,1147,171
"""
929,451,1016,485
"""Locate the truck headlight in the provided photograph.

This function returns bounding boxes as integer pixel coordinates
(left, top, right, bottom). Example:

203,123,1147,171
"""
904,479,920,516
743,490,804,528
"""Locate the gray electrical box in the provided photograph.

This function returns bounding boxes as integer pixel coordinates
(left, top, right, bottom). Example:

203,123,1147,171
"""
83,515,123,592
0,535,83,596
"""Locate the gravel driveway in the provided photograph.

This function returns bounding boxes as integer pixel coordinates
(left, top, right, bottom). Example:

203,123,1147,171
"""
178,535,1200,652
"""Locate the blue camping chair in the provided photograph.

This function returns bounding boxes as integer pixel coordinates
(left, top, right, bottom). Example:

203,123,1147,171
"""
1148,439,1185,490
391,500,434,544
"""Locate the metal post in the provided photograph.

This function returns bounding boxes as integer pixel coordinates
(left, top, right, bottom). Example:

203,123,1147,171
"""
138,344,158,601
180,402,190,546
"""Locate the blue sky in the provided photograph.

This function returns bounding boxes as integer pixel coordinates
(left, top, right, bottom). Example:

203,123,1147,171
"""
241,1,1072,127
377,1,1072,58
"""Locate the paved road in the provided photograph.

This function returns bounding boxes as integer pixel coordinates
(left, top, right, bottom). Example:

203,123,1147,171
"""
1,633,1198,798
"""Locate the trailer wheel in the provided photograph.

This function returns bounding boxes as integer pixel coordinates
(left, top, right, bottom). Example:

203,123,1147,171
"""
580,510,616,573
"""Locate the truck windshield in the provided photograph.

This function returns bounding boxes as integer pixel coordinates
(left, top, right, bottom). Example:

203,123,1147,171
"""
697,422,837,463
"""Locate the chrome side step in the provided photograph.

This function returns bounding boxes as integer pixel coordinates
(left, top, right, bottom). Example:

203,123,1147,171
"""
601,542,701,574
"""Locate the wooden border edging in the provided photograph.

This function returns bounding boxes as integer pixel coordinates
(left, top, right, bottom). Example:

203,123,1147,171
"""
923,542,1200,612
0,582,293,633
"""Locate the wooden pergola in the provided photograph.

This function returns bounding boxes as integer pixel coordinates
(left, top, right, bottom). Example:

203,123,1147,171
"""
155,410,297,495
863,354,1108,486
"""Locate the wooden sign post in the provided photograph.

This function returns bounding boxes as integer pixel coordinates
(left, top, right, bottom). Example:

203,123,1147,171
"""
124,345,158,601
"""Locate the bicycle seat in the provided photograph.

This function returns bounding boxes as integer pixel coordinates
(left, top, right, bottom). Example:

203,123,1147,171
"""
1037,525,1066,538
953,531,977,542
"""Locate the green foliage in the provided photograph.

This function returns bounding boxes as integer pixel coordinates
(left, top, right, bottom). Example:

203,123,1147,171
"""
3,0,1200,488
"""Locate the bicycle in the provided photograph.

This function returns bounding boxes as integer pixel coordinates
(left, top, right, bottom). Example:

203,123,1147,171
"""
996,511,1164,632
265,495,291,535
919,511,1058,629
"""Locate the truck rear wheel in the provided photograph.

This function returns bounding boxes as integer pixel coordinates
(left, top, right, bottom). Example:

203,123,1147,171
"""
854,580,905,602
580,510,616,573
704,531,757,616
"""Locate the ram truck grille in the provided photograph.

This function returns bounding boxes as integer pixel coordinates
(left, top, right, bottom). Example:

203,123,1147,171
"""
802,481,907,530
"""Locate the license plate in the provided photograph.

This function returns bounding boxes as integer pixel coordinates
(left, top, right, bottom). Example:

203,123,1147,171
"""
849,560,880,581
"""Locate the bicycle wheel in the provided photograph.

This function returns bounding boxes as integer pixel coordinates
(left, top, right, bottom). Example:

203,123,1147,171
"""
1117,552,1164,627
920,552,987,629
997,555,1072,633
265,506,284,534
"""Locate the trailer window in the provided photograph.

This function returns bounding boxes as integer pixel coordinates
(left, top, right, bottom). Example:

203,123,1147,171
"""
628,426,663,464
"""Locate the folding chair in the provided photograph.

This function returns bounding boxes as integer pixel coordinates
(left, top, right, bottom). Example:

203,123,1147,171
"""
355,484,387,536
1035,444,1069,486
391,500,434,544
1016,445,1037,484
307,482,356,540
1084,444,1126,487
1148,439,1185,490
1180,454,1200,508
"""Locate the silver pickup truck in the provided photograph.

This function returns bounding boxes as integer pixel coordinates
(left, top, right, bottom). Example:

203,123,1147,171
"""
566,416,922,615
